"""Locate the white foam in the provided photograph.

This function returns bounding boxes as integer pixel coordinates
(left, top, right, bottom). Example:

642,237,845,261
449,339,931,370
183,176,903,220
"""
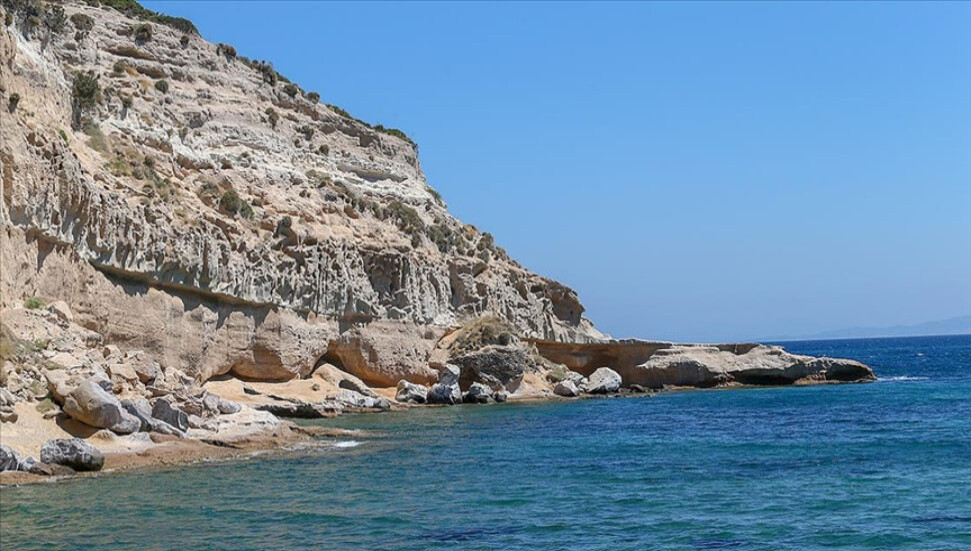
332,440,362,449
879,375,929,382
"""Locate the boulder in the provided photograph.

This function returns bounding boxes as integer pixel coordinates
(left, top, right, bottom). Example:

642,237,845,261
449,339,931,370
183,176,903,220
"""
121,398,155,432
63,381,141,434
463,382,494,404
152,399,189,432
44,369,79,403
328,389,390,410
583,367,622,394
395,380,427,404
0,444,20,472
554,380,580,397
452,345,531,389
493,390,509,403
314,363,377,397
0,408,17,423
16,457,74,476
40,438,104,472
216,398,241,415
438,364,461,387
427,382,461,405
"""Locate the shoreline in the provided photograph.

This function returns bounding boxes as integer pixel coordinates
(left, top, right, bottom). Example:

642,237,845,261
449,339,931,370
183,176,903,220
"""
0,378,874,487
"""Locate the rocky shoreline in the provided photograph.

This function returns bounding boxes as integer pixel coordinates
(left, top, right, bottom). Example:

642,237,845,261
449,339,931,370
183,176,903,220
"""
0,0,875,486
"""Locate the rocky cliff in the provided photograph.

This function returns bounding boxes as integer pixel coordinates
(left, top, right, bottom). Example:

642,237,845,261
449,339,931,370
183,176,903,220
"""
0,0,603,385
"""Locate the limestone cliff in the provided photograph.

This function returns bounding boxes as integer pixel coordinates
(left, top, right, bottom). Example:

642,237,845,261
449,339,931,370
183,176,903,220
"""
0,0,603,384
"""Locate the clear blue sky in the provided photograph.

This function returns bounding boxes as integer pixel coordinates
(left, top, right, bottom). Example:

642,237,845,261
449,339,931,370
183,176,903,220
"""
145,1,971,342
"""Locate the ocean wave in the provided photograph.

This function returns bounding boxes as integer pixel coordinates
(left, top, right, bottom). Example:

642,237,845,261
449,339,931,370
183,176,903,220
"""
878,375,929,382
332,440,362,449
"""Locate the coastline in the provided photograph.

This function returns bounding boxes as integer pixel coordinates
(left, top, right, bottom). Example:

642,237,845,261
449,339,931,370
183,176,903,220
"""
0,378,874,487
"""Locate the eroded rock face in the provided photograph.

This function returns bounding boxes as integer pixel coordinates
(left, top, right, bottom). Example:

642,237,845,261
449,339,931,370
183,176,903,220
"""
0,1,602,386
452,345,534,391
554,380,580,397
40,438,104,472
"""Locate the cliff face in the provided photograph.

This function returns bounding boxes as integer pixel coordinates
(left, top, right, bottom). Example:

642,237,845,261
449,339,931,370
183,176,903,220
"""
0,1,603,383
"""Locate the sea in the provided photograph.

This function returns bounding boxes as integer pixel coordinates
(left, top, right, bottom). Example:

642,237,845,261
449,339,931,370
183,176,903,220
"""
1,335,969,550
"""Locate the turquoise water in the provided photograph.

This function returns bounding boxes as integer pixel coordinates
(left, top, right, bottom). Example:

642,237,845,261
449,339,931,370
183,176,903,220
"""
2,335,969,550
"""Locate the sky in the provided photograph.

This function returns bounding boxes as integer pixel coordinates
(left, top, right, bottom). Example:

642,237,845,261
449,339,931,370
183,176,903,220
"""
144,1,971,342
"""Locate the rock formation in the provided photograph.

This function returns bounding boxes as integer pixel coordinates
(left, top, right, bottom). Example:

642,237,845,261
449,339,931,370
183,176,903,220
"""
0,0,876,481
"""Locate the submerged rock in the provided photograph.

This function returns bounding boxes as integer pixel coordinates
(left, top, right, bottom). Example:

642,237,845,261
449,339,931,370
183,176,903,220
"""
40,438,104,472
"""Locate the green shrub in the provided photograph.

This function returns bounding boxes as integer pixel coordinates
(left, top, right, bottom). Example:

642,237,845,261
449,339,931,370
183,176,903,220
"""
387,200,424,235
99,0,198,35
72,71,100,110
329,104,352,119
283,83,298,98
477,232,495,252
318,144,329,156
259,61,277,85
121,94,133,109
4,11,13,27
219,189,251,218
179,34,189,47
306,91,319,103
112,60,127,74
24,297,45,309
43,4,67,36
265,107,278,128
69,12,93,42
7,93,20,111
374,124,414,144
426,185,444,206
216,43,236,59
298,124,314,140
132,22,152,42
58,129,68,143
154,79,169,94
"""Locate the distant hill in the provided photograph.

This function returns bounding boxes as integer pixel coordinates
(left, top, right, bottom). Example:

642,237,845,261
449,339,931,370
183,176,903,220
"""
764,315,971,342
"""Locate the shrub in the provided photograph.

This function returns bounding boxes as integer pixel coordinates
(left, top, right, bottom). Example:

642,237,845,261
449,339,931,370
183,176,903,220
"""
477,232,495,252
329,104,352,119
72,71,100,110
374,124,414,144
154,79,169,93
276,216,293,236
426,185,444,206
318,144,329,156
180,34,189,47
24,297,45,309
99,0,199,35
387,200,424,235
132,22,152,42
298,124,315,140
265,107,279,128
306,91,319,103
121,94,133,109
7,93,20,111
258,61,277,85
449,315,518,354
58,129,68,143
43,4,67,35
219,189,251,218
4,11,12,27
112,60,127,74
282,83,298,98
216,43,236,59
69,13,93,42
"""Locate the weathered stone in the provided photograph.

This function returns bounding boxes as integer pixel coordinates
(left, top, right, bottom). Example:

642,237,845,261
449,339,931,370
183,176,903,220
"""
328,390,390,410
493,390,509,403
63,381,141,434
427,382,461,405
438,364,461,387
121,398,155,432
463,382,494,404
0,408,17,423
452,346,531,389
554,380,580,397
152,399,190,432
0,445,20,471
217,398,242,415
582,367,622,394
48,301,74,323
40,438,104,472
395,380,427,404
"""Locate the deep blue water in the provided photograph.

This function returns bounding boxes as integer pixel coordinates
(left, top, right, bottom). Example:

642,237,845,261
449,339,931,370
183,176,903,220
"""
1,335,969,550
